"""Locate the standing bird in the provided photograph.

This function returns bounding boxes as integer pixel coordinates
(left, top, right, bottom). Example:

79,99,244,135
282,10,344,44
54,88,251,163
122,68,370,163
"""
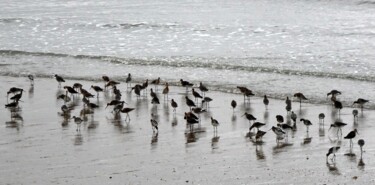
72,116,83,131
162,83,169,100
294,92,308,107
333,100,343,115
353,98,369,112
242,112,257,125
10,89,24,102
150,88,157,98
318,113,325,125
285,96,291,106
255,130,267,142
120,108,135,122
271,126,286,143
132,84,142,98
358,139,365,159
185,96,196,110
328,121,347,136
151,77,160,91
150,119,158,133
192,88,203,102
249,122,266,132
352,109,359,123
7,87,23,98
326,147,340,162
28,74,34,85
102,75,110,83
199,82,208,97
300,118,312,132
202,97,213,108
263,95,269,109
276,115,284,124
126,73,132,89
91,85,103,97
54,74,65,87
180,79,194,91
344,129,359,148
151,95,160,105
64,86,79,96
171,99,178,112
211,117,219,134
231,100,237,113
327,90,341,97
5,101,19,108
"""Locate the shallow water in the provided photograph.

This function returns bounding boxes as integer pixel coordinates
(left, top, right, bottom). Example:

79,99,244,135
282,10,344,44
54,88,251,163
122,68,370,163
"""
0,76,374,184
1,0,375,108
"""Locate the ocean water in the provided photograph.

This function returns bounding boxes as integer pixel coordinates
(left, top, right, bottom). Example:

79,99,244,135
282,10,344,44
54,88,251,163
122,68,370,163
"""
1,0,375,107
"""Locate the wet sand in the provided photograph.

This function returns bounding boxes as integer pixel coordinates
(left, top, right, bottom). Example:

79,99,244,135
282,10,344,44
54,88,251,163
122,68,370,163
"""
0,76,374,184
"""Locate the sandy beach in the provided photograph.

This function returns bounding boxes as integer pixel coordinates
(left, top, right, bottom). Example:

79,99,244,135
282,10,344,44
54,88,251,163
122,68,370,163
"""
0,76,374,184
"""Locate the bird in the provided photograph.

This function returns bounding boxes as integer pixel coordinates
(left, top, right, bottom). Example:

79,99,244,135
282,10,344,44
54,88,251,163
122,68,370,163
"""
91,85,103,97
140,79,149,94
73,83,83,91
151,77,160,91
150,119,158,133
318,113,325,125
291,111,297,131
80,88,95,98
192,88,203,102
328,121,347,136
237,86,253,102
171,99,178,112
162,83,169,100
300,118,312,132
263,95,269,109
72,116,83,131
5,101,19,108
255,130,267,142
105,80,120,88
358,139,365,158
353,98,369,111
231,100,237,112
54,74,65,86
61,105,69,115
106,100,124,109
125,73,132,88
180,79,194,91
277,123,293,140
102,75,110,83
211,117,219,133
276,115,284,124
344,129,359,147
285,96,291,106
63,86,79,96
294,92,308,107
326,146,340,162
249,122,266,132
10,89,23,102
202,97,213,108
199,82,208,97
131,84,142,98
86,101,99,109
242,112,256,126
151,96,160,104
28,74,34,85
120,108,135,122
352,109,359,122
327,90,341,97
333,100,343,114
185,112,199,132
285,104,292,114
113,101,125,114
7,87,23,98
185,96,196,110
271,126,286,143
150,88,157,98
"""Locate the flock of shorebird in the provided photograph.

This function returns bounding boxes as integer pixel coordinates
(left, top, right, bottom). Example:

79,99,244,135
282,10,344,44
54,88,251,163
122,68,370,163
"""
4,74,369,164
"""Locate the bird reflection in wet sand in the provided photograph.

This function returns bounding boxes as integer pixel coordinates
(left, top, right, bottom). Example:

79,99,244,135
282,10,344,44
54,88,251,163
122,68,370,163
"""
28,85,34,98
185,132,197,144
211,136,220,149
171,116,178,126
151,132,158,145
326,162,340,175
255,145,266,160
74,132,83,145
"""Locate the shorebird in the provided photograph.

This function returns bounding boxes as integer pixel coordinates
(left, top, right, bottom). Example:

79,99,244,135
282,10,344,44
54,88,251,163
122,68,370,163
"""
271,126,286,143
106,100,125,109
202,97,213,108
91,85,103,97
333,100,343,114
352,109,359,122
276,115,284,124
263,95,269,109
150,119,158,133
54,74,65,87
80,87,95,98
199,82,208,97
328,121,347,136
5,101,19,108
344,129,359,148
185,96,196,110
151,77,160,91
358,139,365,158
102,75,110,83
9,89,23,102
73,83,83,91
255,130,267,142
326,146,340,162
353,98,369,111
285,96,291,106
72,116,83,131
211,117,219,133
277,123,293,140
185,112,199,132
61,105,69,115
192,88,203,102
291,111,297,131
300,118,312,132
285,104,291,114
132,84,142,98
7,87,23,98
150,88,157,98
171,99,178,112
28,74,34,85
242,112,256,125
141,79,149,95
105,80,120,89
125,73,132,89
86,101,99,109
294,92,308,107
120,107,135,122
162,83,169,100
237,86,253,103
64,86,79,96
113,101,125,114
249,122,266,132
180,79,194,91
327,90,341,97
231,100,237,113
318,113,325,125
151,95,160,104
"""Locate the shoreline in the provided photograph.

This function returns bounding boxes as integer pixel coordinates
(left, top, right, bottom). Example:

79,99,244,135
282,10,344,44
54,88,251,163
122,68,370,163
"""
0,75,374,184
